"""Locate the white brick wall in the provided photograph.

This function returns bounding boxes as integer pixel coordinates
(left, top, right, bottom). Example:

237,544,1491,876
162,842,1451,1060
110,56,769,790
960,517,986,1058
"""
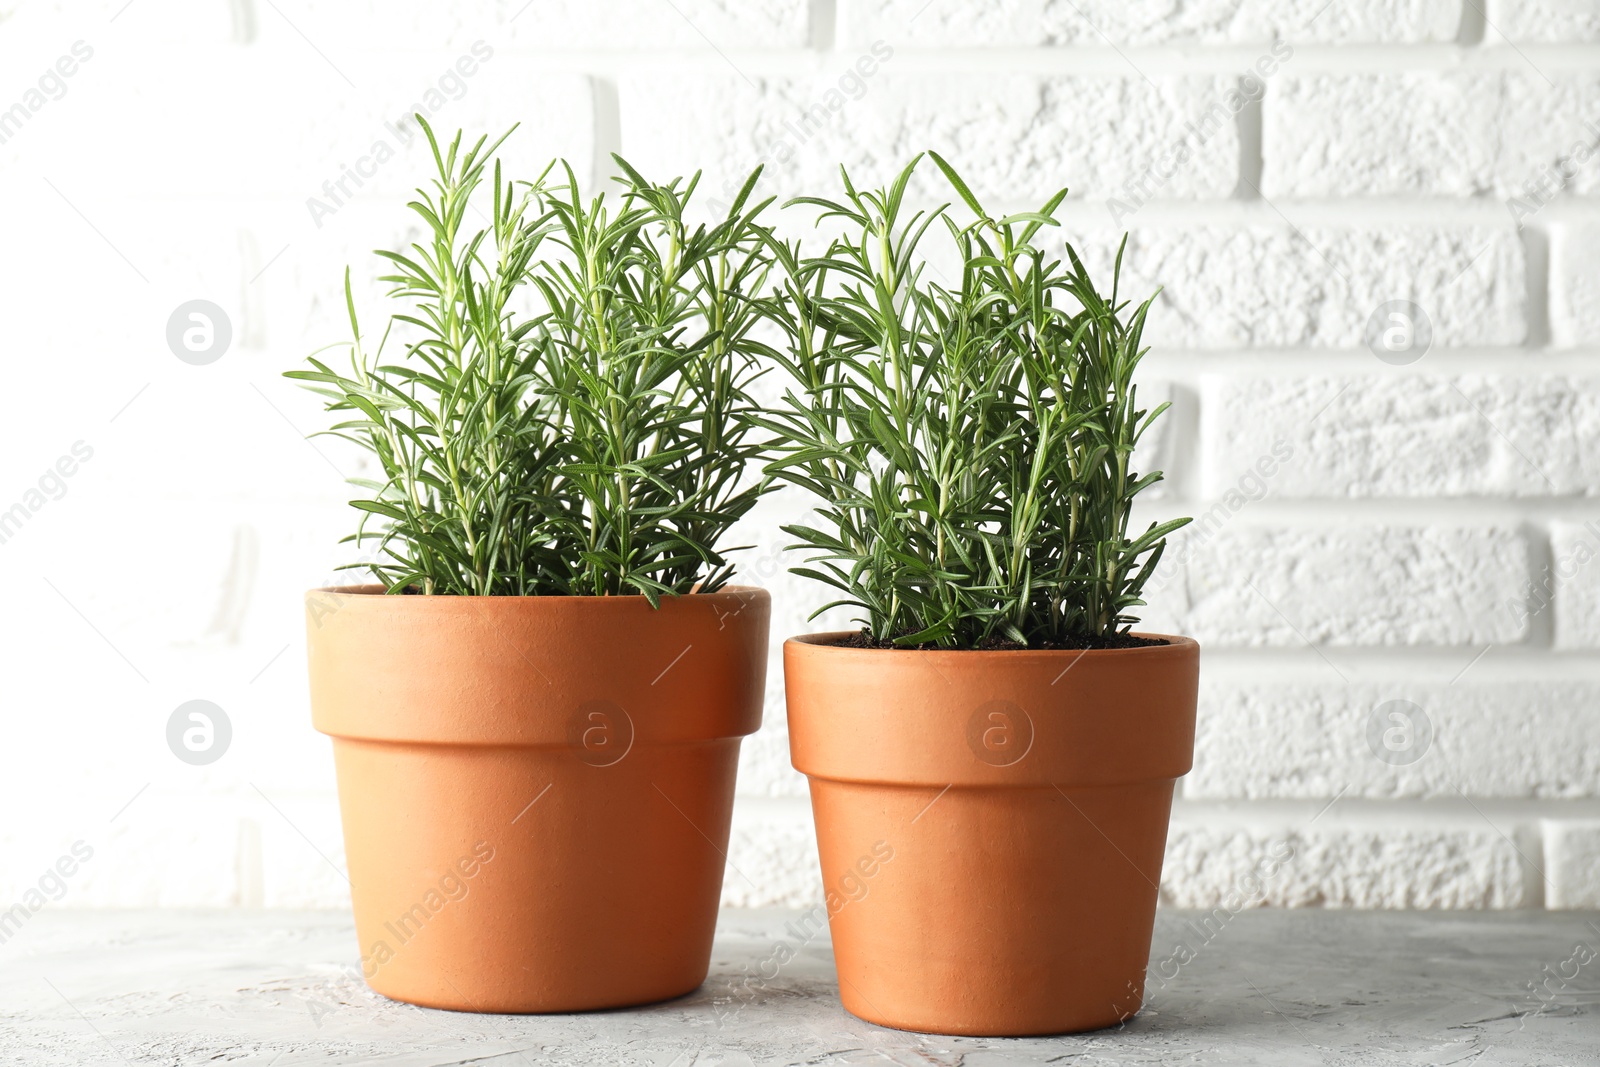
2,0,1598,916
839,0,1463,46
1264,73,1600,198
1155,524,1532,646
1065,224,1528,348
1553,223,1600,346
1487,0,1600,43
623,73,1242,205
1204,375,1600,496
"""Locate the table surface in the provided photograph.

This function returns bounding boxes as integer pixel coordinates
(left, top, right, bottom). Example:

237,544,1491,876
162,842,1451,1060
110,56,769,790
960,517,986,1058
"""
2,908,1597,1065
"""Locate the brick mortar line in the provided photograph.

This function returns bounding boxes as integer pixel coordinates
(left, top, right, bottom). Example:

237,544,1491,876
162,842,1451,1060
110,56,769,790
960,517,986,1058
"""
179,44,1600,62
1191,644,1600,661
37,198,1600,226
1187,656,1600,683
1148,349,1600,365
51,45,1600,78
1139,501,1600,516
1052,204,1600,225
727,795,1600,819
848,45,1600,69
1172,798,1600,819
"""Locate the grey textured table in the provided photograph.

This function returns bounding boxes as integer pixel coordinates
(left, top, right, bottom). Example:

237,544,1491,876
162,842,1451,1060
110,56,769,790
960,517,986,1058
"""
2,909,1597,1065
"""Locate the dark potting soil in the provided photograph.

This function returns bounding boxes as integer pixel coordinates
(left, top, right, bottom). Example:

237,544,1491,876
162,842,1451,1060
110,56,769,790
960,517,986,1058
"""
831,630,1169,651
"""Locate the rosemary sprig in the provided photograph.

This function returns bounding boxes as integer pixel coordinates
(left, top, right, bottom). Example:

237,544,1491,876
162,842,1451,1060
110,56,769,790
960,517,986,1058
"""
756,154,1188,646
287,119,775,600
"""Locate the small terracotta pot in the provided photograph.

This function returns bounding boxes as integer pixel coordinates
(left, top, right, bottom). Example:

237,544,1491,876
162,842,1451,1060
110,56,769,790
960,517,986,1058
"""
305,585,768,1012
784,632,1198,1036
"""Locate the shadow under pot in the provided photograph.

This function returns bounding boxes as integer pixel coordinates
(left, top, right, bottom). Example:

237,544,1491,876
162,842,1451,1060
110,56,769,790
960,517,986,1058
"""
303,585,769,1012
783,632,1199,1036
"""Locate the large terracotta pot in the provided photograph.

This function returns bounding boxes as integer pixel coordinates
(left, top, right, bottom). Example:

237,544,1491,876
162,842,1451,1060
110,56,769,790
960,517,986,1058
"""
305,585,769,1012
784,632,1198,1036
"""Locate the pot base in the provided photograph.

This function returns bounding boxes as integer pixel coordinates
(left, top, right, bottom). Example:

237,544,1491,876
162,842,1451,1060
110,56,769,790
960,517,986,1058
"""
837,1002,1136,1038
812,779,1170,1038
332,738,739,1014
366,972,709,1015
783,632,1198,1039
307,586,770,1016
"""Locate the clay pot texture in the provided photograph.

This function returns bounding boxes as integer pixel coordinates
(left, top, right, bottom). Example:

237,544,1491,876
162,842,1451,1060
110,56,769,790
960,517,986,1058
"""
305,585,769,1013
784,632,1198,1036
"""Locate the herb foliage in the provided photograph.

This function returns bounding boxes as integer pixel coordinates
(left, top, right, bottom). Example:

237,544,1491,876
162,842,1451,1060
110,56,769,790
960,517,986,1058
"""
756,154,1188,646
288,120,774,599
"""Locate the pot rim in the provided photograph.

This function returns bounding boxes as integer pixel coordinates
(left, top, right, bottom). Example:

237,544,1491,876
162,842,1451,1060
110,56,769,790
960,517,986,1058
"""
306,584,769,745
786,630,1196,658
307,583,769,604
783,630,1198,786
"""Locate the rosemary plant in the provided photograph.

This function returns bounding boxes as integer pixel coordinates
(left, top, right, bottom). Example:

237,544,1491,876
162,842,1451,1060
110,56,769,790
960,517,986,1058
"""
757,154,1189,647
288,120,774,599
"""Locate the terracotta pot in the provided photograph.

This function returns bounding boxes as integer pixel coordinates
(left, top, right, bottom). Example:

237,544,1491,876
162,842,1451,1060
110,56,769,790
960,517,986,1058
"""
784,632,1198,1036
304,585,768,1012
